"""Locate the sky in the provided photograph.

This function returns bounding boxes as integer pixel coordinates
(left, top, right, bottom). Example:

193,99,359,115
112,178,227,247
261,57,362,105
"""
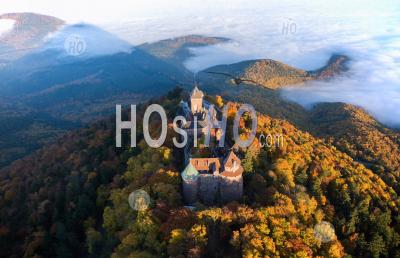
1,0,400,126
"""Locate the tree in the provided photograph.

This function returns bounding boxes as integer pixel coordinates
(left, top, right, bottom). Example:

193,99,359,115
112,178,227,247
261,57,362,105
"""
167,229,187,257
216,96,224,108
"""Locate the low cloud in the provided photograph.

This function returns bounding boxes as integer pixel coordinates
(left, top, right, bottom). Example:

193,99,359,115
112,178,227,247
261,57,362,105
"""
281,32,400,127
101,0,400,127
0,19,15,36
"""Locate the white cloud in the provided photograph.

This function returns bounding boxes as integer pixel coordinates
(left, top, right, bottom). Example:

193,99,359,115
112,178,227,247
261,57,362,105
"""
0,19,15,36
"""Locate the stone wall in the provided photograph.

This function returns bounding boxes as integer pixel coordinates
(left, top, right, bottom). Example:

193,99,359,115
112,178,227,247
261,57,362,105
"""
182,178,198,205
198,174,219,205
183,174,244,205
219,175,243,203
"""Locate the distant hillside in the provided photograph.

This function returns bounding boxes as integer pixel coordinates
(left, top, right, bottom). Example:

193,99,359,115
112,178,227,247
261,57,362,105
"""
311,54,350,79
138,35,230,72
0,46,190,167
0,13,64,64
199,54,349,89
204,59,313,89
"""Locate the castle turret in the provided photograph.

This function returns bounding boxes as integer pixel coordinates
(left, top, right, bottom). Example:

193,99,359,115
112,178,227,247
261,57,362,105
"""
181,162,199,204
219,151,244,203
190,86,204,114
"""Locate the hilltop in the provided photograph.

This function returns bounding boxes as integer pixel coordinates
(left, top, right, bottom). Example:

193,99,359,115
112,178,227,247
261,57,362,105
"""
199,54,349,90
138,34,230,72
0,90,399,257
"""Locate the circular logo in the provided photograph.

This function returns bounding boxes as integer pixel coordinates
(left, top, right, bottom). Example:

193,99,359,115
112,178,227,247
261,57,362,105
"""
64,34,86,56
314,221,336,243
128,189,151,211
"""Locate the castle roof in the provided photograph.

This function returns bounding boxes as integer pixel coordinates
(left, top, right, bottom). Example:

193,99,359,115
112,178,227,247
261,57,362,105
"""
190,158,221,172
182,162,199,181
223,150,241,168
191,86,204,99
220,150,243,177
188,151,244,178
220,166,243,178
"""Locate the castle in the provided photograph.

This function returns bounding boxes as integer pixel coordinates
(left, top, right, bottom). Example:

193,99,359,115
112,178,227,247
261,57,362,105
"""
180,86,244,205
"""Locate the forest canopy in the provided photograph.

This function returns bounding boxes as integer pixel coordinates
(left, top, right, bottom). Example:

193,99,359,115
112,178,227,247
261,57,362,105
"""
0,89,399,258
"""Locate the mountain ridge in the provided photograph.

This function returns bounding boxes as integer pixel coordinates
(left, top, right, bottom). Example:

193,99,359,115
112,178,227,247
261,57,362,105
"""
199,54,349,89
138,34,230,73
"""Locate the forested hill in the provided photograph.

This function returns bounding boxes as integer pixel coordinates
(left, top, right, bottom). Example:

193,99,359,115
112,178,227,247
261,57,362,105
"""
198,54,349,90
0,89,399,257
138,35,230,72
310,102,400,193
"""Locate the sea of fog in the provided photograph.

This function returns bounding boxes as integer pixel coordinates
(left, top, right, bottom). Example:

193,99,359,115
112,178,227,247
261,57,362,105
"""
3,0,400,126
101,0,400,127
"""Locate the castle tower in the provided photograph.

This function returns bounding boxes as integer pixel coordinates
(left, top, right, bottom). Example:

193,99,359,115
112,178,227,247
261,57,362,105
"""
181,162,199,204
190,86,204,114
219,151,244,203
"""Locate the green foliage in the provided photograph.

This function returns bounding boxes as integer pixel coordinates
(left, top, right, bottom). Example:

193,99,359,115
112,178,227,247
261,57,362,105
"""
1,93,400,258
242,150,255,173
